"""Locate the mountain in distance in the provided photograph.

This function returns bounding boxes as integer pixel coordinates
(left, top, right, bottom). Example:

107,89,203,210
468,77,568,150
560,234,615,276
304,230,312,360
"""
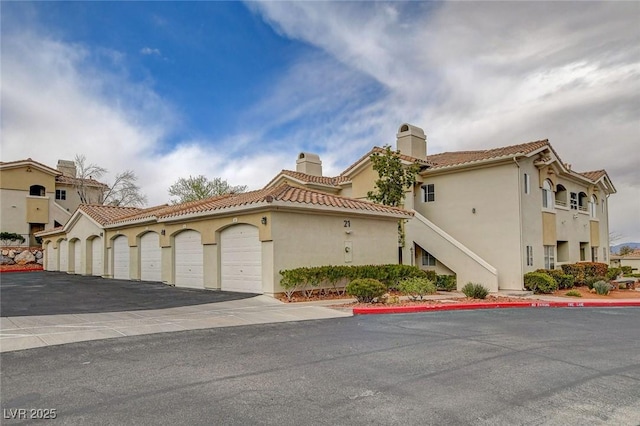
611,242,640,254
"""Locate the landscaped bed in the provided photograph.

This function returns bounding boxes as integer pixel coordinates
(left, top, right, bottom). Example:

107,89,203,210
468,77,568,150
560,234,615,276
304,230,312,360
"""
0,264,43,273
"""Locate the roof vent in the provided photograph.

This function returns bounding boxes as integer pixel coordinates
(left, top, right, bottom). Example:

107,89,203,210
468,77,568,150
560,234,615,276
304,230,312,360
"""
396,123,427,160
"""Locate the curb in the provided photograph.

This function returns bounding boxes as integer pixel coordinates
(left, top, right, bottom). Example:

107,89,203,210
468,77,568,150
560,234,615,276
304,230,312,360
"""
0,267,44,274
353,300,640,315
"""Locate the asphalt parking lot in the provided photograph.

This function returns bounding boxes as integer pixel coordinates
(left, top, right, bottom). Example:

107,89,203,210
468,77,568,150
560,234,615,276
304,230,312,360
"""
0,272,256,316
2,308,639,425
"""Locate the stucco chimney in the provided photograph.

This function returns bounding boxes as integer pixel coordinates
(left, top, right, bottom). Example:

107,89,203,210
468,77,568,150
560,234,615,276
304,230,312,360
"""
396,123,427,160
57,159,77,178
296,152,322,176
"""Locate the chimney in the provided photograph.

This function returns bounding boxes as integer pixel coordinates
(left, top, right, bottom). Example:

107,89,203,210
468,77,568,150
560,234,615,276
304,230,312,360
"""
396,123,427,160
296,152,322,176
57,159,77,178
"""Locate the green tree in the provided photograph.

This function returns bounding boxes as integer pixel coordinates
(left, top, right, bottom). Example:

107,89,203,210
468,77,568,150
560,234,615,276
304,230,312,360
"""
367,146,421,207
168,175,247,204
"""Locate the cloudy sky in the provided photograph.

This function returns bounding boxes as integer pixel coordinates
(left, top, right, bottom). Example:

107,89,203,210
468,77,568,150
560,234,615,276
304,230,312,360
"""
2,2,639,243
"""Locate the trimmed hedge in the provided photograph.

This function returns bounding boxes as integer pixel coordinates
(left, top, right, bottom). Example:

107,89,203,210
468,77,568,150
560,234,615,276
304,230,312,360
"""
524,272,558,294
278,264,428,301
535,269,574,289
436,274,457,292
346,279,387,303
561,262,608,286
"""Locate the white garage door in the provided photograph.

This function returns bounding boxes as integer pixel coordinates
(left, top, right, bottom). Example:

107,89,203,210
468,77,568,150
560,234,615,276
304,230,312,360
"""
140,232,162,282
46,242,56,271
112,236,130,280
174,230,203,289
73,240,82,274
91,237,103,277
221,224,262,293
59,240,68,272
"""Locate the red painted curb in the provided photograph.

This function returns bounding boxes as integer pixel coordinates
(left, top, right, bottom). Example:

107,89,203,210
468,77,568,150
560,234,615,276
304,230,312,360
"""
0,268,44,273
353,300,640,315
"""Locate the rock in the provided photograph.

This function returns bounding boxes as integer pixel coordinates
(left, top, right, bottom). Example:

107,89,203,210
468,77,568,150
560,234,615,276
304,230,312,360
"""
0,255,16,265
14,250,36,265
37,258,44,265
1,250,8,256
35,251,43,259
8,250,16,258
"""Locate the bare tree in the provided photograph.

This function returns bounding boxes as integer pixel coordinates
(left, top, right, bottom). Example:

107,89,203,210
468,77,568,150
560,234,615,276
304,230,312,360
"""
73,155,147,207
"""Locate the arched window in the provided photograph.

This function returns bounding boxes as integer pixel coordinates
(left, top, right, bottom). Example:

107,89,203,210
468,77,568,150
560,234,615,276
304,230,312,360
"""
590,195,597,218
578,192,588,212
555,184,567,207
542,180,553,209
29,185,45,196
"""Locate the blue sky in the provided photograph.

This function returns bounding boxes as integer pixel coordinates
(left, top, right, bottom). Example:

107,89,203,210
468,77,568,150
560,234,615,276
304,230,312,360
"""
1,1,639,242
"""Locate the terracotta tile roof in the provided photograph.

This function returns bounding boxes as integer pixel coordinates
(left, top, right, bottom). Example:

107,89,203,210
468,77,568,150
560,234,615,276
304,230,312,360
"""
79,204,144,226
426,140,549,169
340,147,431,177
56,175,109,188
34,226,64,237
265,170,350,188
0,158,61,175
108,184,410,224
579,170,607,182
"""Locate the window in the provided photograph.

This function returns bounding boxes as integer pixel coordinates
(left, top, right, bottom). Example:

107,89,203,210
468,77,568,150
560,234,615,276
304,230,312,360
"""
555,184,567,207
570,192,578,210
422,184,435,202
578,192,588,212
29,185,45,196
55,189,66,200
602,247,607,262
591,247,598,262
542,180,553,209
544,245,555,269
579,242,589,261
590,195,597,218
524,173,530,194
526,246,533,266
422,250,436,266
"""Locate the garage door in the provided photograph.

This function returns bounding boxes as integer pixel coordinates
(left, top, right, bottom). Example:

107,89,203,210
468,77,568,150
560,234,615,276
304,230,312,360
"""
140,232,162,282
174,230,203,289
73,240,82,274
59,240,68,272
112,236,130,280
91,237,103,276
46,242,56,271
221,224,262,293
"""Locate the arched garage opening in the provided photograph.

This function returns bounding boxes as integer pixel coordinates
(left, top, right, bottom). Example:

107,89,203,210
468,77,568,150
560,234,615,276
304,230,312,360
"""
112,235,130,280
58,239,69,273
70,238,81,274
139,232,162,282
174,230,203,289
45,241,57,271
220,224,262,293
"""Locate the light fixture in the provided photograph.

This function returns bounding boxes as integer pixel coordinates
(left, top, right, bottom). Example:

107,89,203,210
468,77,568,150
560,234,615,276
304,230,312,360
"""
472,208,476,214
261,217,268,225
99,232,103,237
161,229,166,235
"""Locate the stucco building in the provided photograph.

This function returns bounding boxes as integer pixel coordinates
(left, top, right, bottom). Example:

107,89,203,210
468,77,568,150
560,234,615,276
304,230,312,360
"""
0,158,106,245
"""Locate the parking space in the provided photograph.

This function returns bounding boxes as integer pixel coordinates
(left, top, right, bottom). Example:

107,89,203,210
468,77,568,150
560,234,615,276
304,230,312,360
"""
1,272,257,316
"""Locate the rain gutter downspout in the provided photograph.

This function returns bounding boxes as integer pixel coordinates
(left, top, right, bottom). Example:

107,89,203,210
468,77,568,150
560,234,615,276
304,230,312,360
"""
514,157,524,290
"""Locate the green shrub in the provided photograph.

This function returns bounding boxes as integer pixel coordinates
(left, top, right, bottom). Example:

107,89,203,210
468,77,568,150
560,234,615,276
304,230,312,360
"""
398,277,436,300
524,272,558,294
606,267,622,281
593,280,612,295
346,278,387,303
561,262,608,285
585,276,607,290
0,232,25,246
621,266,634,276
535,269,574,289
461,282,489,299
565,290,582,297
436,274,457,292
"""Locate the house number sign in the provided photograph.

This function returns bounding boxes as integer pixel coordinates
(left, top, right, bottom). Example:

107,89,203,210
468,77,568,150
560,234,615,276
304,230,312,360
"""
343,220,351,228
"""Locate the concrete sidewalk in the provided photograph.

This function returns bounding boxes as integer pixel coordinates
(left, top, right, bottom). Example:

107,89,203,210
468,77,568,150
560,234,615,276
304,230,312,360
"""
0,295,352,353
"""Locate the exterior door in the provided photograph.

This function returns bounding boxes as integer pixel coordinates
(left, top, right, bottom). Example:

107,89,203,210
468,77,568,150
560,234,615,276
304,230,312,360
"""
174,230,203,289
112,236,130,280
46,241,56,271
140,232,162,282
59,240,68,272
73,240,82,274
220,224,262,293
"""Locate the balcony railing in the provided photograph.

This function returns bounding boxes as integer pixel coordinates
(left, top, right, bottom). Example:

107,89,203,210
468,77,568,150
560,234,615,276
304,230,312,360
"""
578,205,588,212
555,199,567,207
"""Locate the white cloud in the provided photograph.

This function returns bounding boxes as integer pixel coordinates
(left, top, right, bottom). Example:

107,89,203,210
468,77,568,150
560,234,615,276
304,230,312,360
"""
140,47,161,56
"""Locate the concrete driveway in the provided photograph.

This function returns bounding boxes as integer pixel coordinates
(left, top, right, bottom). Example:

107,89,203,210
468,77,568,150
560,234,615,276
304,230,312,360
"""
1,271,257,316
